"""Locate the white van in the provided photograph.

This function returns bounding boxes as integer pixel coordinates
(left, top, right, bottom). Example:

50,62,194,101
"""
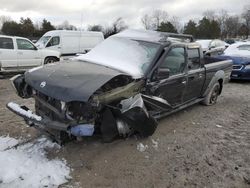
35,30,104,55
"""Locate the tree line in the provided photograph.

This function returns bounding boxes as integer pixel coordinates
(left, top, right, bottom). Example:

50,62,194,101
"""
0,4,249,40
140,5,250,39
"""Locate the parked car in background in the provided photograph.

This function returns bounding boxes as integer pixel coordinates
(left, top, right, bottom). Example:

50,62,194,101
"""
8,30,232,143
196,39,229,56
0,35,60,74
35,30,104,56
224,38,235,45
215,42,250,80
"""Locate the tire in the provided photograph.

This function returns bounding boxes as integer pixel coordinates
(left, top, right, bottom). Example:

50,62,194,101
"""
202,82,221,106
44,57,57,64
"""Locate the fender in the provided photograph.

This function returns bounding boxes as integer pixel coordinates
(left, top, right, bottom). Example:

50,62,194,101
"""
202,70,224,97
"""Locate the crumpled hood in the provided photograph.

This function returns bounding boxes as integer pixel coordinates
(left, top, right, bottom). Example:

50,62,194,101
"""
25,61,127,102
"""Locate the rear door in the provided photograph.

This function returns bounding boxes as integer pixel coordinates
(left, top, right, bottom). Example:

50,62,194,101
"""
183,47,205,102
0,37,18,71
16,38,42,70
149,46,187,107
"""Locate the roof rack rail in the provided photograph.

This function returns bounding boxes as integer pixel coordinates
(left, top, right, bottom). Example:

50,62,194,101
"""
159,32,194,42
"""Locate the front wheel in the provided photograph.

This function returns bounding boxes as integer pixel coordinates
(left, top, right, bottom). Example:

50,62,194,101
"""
44,57,57,64
202,82,221,106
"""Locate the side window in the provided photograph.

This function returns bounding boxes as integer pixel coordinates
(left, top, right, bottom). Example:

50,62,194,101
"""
16,39,36,50
210,41,216,48
46,36,60,47
0,37,14,49
160,47,186,76
187,48,200,70
238,45,250,51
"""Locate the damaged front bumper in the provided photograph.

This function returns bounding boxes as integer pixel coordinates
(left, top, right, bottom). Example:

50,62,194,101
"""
8,74,172,143
6,102,95,139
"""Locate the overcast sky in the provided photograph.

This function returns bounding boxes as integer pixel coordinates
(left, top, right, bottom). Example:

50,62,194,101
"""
0,0,248,29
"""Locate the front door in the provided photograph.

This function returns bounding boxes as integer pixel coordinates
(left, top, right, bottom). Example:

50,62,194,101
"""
45,36,61,53
149,46,187,107
16,38,42,71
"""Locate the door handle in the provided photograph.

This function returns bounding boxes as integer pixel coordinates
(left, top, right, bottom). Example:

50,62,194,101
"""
182,80,187,84
189,76,195,80
198,73,203,78
58,47,61,49
17,52,23,55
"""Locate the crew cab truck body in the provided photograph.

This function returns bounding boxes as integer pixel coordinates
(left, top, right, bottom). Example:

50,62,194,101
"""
7,30,232,143
35,30,104,55
0,35,60,74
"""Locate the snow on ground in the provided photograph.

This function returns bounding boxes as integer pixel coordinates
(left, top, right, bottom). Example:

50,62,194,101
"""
136,143,148,152
0,136,71,188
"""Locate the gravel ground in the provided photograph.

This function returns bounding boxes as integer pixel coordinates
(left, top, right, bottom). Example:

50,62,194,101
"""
0,77,250,188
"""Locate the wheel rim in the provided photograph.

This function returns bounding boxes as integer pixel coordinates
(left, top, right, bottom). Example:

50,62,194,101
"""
45,58,54,64
210,85,220,104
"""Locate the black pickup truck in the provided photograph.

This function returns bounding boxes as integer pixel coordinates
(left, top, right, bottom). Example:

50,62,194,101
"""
7,30,232,143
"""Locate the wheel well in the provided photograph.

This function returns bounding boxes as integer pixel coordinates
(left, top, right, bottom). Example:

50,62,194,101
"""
218,79,223,94
44,56,60,62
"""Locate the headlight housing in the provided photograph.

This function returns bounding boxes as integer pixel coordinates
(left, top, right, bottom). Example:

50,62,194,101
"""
245,64,250,69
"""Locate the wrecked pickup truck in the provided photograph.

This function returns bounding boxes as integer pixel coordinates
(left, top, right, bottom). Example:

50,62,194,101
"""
7,30,233,143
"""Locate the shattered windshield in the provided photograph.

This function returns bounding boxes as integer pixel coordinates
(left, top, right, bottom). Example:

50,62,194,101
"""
77,37,161,78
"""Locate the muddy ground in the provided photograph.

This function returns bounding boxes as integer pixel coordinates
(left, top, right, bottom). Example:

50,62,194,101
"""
0,77,250,188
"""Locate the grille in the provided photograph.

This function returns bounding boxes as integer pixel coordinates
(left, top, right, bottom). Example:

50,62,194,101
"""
233,65,243,70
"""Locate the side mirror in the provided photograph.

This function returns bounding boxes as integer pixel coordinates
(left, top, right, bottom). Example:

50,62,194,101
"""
156,68,170,80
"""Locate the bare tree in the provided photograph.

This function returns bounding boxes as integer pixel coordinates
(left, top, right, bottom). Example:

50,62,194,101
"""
57,20,77,30
170,16,182,33
242,4,250,38
0,15,11,30
225,16,241,38
216,9,229,38
141,14,152,29
151,9,168,29
103,17,128,38
203,10,216,21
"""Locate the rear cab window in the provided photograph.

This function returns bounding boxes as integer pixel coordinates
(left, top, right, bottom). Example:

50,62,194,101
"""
187,48,201,70
0,37,14,49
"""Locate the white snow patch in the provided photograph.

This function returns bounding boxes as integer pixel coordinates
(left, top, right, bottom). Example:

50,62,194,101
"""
136,143,148,152
7,102,42,121
151,139,159,150
0,136,19,151
0,136,71,188
216,124,223,128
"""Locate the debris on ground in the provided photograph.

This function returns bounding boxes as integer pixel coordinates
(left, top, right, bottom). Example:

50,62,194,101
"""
216,124,223,128
151,139,159,150
136,143,148,152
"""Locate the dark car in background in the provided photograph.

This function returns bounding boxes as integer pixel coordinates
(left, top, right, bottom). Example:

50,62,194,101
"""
216,42,250,80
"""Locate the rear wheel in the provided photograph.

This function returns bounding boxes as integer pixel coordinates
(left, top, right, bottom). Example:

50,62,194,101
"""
202,82,221,106
44,57,57,64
